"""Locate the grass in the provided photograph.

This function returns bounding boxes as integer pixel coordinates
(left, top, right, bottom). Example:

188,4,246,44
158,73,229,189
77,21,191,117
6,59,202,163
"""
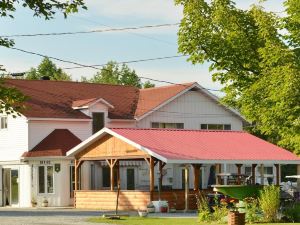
88,217,300,225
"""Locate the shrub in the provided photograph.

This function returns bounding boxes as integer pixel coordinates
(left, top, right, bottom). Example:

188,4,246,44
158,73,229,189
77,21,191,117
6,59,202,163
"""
283,203,300,222
244,197,261,223
196,191,212,222
259,185,280,222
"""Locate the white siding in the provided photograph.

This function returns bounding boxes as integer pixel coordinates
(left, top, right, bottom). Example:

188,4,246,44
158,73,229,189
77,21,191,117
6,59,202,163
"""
28,120,92,150
0,115,28,161
137,90,243,130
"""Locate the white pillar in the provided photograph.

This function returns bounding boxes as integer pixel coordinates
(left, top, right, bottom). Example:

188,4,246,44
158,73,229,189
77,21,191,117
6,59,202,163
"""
224,164,228,185
260,164,264,185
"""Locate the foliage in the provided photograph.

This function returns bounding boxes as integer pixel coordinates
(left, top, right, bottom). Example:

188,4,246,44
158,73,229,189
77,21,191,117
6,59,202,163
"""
283,203,300,222
86,61,155,88
25,57,71,81
244,197,261,223
0,77,27,116
196,191,211,222
175,0,300,155
259,185,280,222
0,0,86,114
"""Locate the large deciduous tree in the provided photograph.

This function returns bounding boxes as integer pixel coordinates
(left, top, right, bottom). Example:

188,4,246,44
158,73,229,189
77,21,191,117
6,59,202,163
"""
176,0,300,154
86,61,155,89
25,57,71,81
0,0,86,114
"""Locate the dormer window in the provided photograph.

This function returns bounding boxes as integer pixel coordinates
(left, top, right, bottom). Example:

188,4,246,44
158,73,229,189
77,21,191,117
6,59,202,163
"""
92,112,105,134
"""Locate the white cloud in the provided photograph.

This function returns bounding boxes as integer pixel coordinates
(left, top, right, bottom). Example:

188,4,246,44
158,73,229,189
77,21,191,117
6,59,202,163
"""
85,0,183,22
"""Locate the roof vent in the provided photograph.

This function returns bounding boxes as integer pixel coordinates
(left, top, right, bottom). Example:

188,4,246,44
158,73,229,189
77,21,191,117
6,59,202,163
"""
41,76,50,80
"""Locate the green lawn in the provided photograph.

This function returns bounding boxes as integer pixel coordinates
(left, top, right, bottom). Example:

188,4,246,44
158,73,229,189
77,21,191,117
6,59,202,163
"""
88,217,300,225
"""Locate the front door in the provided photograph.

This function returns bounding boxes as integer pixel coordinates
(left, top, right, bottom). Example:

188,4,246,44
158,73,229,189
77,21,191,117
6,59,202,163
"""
2,169,19,206
10,170,19,206
126,168,135,190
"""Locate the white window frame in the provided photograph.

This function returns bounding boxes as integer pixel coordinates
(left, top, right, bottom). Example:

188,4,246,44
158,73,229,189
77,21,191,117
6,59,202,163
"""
0,116,8,130
151,122,184,129
37,165,55,195
200,124,231,130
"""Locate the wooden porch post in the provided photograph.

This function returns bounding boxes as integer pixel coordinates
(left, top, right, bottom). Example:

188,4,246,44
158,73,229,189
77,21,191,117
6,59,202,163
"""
275,164,280,186
215,164,222,185
252,164,257,184
192,164,201,191
106,159,118,191
236,164,243,185
158,161,166,192
74,159,83,207
150,157,155,200
184,165,189,212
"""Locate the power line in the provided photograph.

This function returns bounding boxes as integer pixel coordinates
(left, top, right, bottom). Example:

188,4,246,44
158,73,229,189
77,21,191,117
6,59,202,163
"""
71,16,177,46
0,23,179,38
63,55,185,70
5,46,223,92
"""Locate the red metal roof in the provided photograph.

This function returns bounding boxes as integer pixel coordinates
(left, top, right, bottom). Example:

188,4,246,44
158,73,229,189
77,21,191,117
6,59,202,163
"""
110,128,299,162
22,129,82,157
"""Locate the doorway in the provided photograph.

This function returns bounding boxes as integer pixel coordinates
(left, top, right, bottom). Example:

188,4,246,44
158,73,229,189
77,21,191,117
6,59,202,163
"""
126,168,135,190
2,168,19,206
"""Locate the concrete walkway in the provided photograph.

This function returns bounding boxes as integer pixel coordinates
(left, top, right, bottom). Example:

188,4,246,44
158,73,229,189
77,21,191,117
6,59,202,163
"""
0,208,197,225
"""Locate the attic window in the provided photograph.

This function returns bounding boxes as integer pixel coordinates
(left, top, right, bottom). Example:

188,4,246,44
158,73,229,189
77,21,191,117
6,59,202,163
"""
200,124,231,130
151,122,184,129
92,112,105,134
0,117,8,129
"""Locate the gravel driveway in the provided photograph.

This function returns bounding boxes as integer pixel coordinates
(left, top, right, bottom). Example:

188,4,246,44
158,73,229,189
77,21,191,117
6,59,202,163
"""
0,209,108,225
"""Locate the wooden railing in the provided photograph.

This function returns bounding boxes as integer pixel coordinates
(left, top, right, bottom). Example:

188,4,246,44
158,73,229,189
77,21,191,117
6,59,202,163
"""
75,190,150,210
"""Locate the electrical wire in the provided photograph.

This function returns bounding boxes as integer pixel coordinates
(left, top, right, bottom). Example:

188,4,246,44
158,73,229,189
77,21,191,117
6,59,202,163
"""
0,23,179,38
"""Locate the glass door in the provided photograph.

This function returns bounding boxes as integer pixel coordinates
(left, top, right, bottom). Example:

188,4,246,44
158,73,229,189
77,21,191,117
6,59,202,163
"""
126,168,135,190
10,169,19,206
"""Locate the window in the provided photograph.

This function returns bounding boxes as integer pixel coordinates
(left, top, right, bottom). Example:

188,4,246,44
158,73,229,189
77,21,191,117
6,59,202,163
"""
258,166,273,175
200,124,231,130
244,167,252,176
0,117,7,129
92,112,105,134
38,166,54,194
151,122,184,129
70,165,81,197
102,167,118,188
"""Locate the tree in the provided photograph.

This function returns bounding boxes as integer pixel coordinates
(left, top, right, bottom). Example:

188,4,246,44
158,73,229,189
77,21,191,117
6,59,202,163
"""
176,0,300,154
0,0,86,114
88,61,155,88
25,57,72,81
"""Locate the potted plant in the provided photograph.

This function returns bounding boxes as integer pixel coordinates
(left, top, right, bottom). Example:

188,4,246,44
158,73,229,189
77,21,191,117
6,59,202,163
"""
42,198,48,207
147,202,155,213
160,201,168,213
31,197,37,207
169,202,176,213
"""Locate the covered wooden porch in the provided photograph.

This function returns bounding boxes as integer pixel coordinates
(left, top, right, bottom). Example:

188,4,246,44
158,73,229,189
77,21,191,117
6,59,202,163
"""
67,128,300,211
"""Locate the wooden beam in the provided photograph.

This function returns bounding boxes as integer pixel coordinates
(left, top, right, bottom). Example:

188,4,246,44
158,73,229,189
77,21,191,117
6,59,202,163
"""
149,157,155,200
144,157,150,166
184,165,189,212
110,159,116,191
192,164,201,191
252,164,257,184
236,164,243,185
275,164,280,186
215,164,222,185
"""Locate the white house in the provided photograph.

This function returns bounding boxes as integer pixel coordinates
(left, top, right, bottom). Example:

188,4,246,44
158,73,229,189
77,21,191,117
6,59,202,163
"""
0,79,296,208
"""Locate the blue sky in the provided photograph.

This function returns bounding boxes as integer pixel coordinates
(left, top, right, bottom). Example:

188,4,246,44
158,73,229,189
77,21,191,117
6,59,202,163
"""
0,0,283,90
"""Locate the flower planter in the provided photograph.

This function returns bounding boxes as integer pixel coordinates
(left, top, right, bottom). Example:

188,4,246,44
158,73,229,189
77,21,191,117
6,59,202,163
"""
228,211,245,225
147,207,155,213
138,211,148,217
